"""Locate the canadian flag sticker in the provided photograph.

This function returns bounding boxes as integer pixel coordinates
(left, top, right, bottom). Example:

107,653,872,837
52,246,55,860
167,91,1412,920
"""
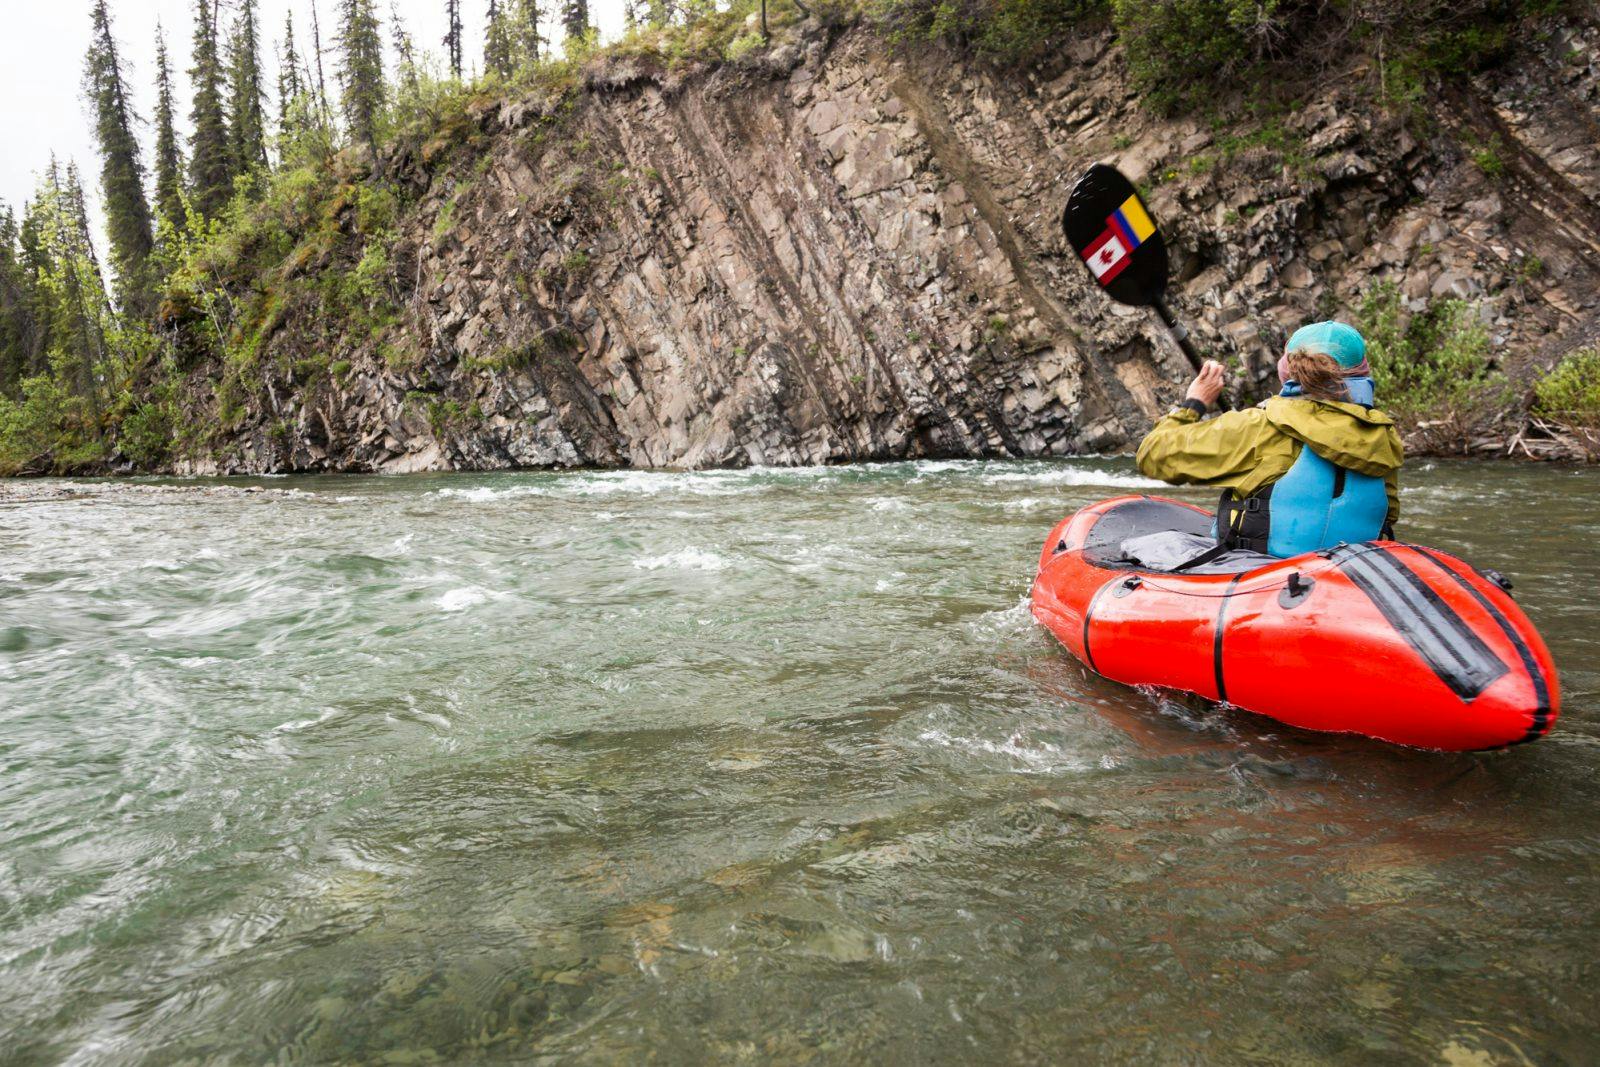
1082,227,1130,284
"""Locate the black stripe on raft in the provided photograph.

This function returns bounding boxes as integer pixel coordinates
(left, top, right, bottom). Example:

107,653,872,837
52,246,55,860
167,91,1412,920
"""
1363,549,1510,696
1082,577,1119,673
1408,547,1552,743
1213,575,1242,703
1331,546,1508,701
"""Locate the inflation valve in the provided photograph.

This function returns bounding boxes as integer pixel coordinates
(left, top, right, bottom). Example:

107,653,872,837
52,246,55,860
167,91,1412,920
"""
1279,571,1315,609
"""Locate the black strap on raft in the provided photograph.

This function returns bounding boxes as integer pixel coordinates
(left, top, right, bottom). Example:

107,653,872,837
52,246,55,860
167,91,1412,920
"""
1168,540,1235,573
1216,487,1272,554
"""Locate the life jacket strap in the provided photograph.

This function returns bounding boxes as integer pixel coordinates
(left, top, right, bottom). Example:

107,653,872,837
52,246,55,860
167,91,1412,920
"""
1217,487,1271,554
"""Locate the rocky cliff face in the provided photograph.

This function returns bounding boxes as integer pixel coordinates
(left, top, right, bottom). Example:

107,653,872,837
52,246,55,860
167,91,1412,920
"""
170,17,1600,474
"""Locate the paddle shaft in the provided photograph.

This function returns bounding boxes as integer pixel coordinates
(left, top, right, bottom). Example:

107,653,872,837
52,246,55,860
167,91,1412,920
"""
1152,295,1234,411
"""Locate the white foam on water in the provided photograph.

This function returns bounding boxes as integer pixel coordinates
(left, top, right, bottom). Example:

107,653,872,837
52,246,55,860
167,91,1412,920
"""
967,596,1038,639
435,485,548,502
436,587,493,611
426,464,894,504
399,708,452,731
917,728,1088,774
874,570,909,592
392,534,415,555
274,707,341,734
429,459,1153,502
632,548,729,572
980,468,1161,488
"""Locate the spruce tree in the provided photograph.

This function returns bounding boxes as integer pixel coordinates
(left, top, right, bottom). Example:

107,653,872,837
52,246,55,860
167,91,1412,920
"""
337,0,385,151
189,0,234,218
484,0,514,78
645,0,677,29
226,0,270,178
390,3,420,97
512,0,544,63
83,0,155,313
16,200,55,381
35,161,113,428
65,163,115,431
278,14,304,132
562,0,589,47
0,204,39,395
310,0,333,126
445,0,463,78
152,25,186,237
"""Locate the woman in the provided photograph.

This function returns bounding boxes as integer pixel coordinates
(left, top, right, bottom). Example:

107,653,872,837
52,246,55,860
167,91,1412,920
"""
1135,321,1403,558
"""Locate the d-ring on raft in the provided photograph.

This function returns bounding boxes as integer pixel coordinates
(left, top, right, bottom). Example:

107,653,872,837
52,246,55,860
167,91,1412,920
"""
1030,496,1560,751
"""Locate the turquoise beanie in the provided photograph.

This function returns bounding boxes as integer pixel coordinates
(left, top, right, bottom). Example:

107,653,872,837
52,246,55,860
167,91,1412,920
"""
1286,321,1368,370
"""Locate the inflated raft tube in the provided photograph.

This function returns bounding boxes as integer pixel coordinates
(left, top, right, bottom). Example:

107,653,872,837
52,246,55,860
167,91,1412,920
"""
1030,495,1560,751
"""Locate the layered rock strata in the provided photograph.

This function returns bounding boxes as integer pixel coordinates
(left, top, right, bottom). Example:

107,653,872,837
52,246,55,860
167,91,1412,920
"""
173,19,1600,473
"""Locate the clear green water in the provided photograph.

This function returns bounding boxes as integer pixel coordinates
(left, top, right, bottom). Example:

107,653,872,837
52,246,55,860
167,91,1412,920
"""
1,459,1597,1064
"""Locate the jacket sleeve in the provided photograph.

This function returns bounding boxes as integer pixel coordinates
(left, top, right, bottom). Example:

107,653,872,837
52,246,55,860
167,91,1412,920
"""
1135,407,1273,487
1385,471,1400,528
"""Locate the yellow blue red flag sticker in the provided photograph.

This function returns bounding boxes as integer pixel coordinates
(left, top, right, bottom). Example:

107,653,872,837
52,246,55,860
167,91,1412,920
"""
1110,195,1157,247
1080,195,1157,283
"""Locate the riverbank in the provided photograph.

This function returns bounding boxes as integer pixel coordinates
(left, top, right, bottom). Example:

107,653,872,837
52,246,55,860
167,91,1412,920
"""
4,5,1598,476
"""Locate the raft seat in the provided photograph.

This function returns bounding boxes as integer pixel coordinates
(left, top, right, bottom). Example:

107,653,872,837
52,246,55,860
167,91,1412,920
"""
1077,497,1280,576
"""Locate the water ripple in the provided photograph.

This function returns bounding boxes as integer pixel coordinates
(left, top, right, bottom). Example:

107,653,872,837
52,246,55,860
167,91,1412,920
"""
0,458,1595,1062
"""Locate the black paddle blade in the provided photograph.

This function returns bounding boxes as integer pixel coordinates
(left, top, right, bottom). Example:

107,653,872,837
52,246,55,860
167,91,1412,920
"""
1062,164,1169,308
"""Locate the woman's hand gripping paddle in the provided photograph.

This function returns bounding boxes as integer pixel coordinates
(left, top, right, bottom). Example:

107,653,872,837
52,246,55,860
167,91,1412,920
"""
1062,164,1235,410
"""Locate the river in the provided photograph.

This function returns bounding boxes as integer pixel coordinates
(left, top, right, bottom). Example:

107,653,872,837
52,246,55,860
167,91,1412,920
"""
1,458,1596,1063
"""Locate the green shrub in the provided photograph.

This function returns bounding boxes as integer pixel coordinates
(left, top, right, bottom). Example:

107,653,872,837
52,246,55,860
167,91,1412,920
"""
432,196,459,243
873,0,1108,62
1466,133,1506,179
0,375,103,474
1533,348,1600,459
1112,0,1282,112
1358,282,1512,453
117,396,175,468
1534,349,1600,421
1112,0,1548,116
351,242,394,304
725,31,767,61
354,184,399,235
561,249,593,281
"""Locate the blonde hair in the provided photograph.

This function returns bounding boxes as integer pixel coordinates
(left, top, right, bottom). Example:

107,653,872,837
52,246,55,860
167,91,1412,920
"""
1285,350,1350,403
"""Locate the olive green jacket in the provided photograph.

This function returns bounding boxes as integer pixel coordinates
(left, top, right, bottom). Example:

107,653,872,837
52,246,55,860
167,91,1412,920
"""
1135,396,1404,525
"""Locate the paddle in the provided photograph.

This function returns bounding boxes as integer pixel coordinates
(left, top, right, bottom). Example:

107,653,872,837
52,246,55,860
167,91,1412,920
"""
1062,164,1234,410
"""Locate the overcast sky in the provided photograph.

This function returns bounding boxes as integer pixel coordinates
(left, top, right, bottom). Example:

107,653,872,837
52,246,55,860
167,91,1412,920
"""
1,0,631,239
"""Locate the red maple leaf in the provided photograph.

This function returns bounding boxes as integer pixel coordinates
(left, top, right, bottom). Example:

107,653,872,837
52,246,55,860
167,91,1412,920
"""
1099,249,1115,264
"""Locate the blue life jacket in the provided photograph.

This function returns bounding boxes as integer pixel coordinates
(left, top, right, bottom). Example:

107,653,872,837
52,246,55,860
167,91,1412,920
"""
1261,445,1389,557
1219,378,1389,557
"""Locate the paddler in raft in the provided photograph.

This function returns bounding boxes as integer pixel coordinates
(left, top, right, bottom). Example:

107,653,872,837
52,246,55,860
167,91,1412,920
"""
1134,321,1405,559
